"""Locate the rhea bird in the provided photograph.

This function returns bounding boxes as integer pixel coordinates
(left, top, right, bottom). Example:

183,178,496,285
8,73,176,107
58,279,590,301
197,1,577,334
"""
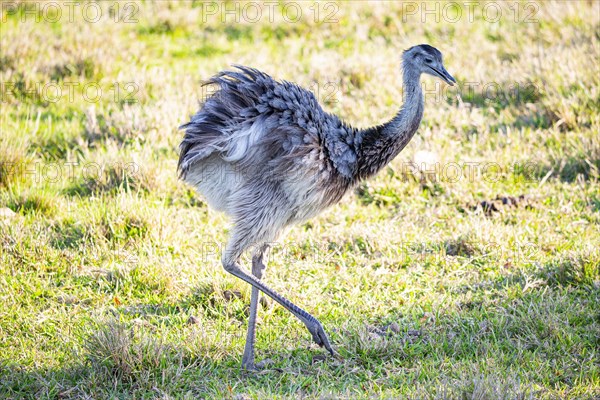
178,44,455,370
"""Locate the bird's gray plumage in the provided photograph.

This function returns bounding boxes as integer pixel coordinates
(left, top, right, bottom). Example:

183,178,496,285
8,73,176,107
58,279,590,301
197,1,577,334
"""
178,44,455,370
179,65,358,178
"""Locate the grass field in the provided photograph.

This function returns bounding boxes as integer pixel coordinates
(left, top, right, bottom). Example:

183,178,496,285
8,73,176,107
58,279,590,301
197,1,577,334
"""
1,1,599,398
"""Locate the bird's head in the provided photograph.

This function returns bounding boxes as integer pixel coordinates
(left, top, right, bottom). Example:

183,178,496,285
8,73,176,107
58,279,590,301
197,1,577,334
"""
403,44,456,86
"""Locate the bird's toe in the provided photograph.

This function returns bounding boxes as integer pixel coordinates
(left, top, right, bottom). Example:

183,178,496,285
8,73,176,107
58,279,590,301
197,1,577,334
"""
306,319,335,355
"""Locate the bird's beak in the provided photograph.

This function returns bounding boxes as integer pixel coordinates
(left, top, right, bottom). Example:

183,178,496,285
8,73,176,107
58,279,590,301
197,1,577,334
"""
430,65,456,86
439,65,456,86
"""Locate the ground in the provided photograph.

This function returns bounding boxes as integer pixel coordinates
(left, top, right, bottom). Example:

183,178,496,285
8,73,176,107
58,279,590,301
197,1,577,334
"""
0,1,599,399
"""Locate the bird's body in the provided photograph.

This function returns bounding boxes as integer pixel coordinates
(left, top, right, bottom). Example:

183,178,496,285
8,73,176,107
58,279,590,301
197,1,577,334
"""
179,44,455,370
179,67,357,228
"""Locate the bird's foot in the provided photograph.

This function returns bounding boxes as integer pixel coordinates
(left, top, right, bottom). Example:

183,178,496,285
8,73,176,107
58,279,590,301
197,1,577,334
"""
241,362,258,372
304,318,335,356
242,358,275,372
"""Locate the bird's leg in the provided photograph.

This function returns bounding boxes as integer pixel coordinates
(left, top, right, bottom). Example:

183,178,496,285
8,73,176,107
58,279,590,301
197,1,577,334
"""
223,261,334,356
241,245,267,371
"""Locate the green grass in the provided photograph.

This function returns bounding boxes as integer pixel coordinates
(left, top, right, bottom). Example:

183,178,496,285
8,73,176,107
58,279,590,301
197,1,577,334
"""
1,1,599,398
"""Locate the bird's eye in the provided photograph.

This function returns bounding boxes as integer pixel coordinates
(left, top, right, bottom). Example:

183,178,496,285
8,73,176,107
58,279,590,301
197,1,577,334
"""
425,58,433,63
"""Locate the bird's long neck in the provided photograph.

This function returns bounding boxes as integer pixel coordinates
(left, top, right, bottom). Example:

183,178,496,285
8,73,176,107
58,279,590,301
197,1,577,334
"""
354,64,424,181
